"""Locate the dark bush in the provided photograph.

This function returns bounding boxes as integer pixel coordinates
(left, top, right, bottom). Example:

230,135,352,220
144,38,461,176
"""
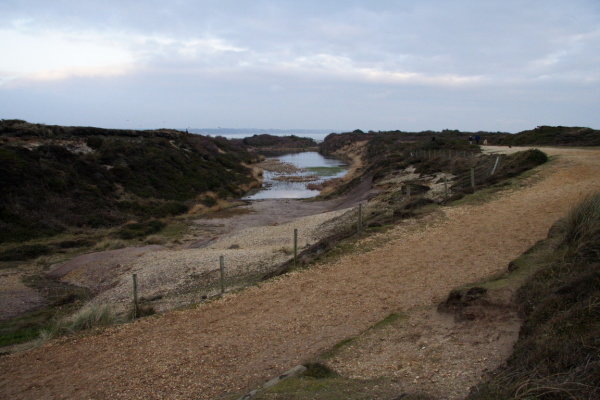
302,362,338,379
522,148,548,164
200,196,217,207
131,304,156,319
85,136,104,149
116,220,166,239
153,201,189,217
0,244,52,261
55,238,95,249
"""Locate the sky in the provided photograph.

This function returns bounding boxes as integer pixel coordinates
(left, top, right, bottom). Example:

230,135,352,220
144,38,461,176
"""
1,1,599,133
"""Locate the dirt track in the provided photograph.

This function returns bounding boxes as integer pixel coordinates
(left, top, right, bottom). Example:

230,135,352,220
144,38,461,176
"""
1,146,599,400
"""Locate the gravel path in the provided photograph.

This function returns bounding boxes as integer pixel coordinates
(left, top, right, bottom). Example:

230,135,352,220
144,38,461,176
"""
1,146,599,400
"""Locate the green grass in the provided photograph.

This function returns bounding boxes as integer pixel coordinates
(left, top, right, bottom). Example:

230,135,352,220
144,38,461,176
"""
0,299,86,348
254,377,406,400
0,273,92,348
0,312,49,347
159,221,190,239
371,312,406,329
305,166,347,177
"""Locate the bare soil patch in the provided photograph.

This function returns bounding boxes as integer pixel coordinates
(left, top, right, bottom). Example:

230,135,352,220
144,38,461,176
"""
45,245,166,295
0,269,44,320
1,147,599,400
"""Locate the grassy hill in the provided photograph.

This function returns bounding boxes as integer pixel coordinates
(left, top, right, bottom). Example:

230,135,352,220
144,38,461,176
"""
500,126,600,147
319,125,599,154
239,133,317,150
318,129,548,202
0,120,260,244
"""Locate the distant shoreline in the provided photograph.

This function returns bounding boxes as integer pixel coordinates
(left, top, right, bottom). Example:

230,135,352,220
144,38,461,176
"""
189,128,340,142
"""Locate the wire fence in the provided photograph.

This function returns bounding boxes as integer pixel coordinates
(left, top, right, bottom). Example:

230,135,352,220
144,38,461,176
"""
44,149,503,318
406,148,502,190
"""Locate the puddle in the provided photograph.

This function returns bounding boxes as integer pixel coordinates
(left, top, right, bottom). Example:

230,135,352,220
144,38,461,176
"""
244,152,348,200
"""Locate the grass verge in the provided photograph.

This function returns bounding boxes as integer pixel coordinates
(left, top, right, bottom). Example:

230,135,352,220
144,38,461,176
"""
468,192,600,400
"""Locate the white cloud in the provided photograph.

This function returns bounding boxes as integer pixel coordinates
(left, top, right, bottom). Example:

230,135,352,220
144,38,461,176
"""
177,38,247,58
0,28,136,84
276,53,483,87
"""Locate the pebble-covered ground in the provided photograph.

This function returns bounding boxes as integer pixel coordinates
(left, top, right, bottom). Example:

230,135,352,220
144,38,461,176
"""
92,206,353,313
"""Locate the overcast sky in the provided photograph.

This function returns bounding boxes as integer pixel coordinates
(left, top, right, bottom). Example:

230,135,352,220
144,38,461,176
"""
1,1,599,133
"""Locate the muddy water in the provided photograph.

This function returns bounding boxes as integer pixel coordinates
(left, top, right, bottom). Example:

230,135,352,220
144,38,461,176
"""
244,152,348,200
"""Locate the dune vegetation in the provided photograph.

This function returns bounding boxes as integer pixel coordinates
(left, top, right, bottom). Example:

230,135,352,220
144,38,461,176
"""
468,192,600,400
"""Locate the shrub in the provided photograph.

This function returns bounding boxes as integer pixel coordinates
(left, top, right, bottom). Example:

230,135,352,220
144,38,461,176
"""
85,136,104,149
302,362,338,379
521,148,549,165
56,238,95,249
116,220,166,239
129,304,156,320
200,196,217,207
154,201,189,217
0,244,52,261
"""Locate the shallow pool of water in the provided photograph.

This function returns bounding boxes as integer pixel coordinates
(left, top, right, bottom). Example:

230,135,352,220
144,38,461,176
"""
244,152,348,200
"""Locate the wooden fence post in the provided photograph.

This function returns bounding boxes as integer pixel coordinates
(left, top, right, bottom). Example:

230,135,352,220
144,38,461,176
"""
132,274,138,319
219,255,225,294
470,153,476,189
357,204,363,236
293,228,298,267
444,176,449,202
491,156,500,175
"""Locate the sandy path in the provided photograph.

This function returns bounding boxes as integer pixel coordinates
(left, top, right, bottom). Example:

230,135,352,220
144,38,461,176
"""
1,146,599,400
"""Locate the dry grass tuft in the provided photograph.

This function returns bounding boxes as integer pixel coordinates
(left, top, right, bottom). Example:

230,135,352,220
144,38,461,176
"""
38,304,116,343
